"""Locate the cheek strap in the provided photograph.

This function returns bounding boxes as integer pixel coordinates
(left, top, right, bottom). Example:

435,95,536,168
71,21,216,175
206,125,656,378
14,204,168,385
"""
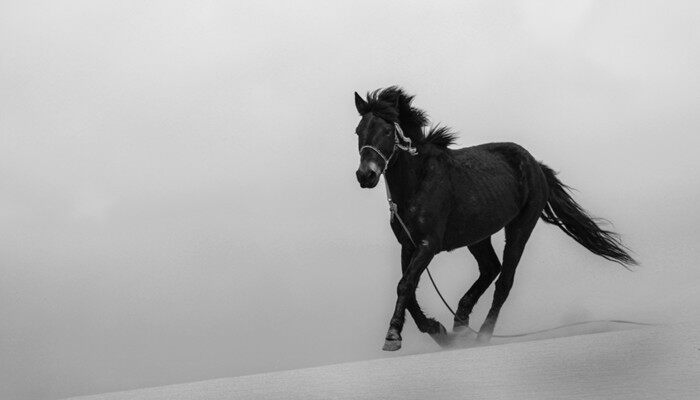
359,144,393,173
358,123,417,173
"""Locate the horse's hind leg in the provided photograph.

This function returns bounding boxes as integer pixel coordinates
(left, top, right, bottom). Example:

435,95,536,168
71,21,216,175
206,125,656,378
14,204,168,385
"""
401,246,447,336
477,216,539,342
453,238,502,332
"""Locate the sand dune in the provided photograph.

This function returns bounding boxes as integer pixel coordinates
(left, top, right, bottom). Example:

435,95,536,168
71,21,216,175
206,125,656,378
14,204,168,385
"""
66,321,700,400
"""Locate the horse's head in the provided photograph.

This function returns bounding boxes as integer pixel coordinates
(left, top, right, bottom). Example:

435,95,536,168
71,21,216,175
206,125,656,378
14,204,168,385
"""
353,92,397,188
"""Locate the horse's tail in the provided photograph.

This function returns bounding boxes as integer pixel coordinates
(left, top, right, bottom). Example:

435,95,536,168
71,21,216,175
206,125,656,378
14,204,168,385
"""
538,162,637,267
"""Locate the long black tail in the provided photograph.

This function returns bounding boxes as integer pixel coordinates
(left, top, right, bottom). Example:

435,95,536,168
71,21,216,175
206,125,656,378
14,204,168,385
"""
539,163,637,267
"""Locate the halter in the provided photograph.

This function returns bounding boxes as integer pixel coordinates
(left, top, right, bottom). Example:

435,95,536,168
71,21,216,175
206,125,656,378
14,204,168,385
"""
357,122,417,232
358,122,417,174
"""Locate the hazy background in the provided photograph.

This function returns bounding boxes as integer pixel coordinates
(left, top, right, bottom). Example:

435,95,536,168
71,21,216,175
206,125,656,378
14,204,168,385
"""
2,1,699,399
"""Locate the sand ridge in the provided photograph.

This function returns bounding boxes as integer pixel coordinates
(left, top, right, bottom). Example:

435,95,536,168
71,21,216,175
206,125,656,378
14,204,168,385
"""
65,321,700,400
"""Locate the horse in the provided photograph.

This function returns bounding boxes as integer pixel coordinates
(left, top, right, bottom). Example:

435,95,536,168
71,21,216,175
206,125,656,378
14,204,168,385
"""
351,86,636,351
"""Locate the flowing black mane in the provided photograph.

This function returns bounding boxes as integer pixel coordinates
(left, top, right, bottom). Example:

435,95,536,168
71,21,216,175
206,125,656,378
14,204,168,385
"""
361,86,458,148
425,125,459,148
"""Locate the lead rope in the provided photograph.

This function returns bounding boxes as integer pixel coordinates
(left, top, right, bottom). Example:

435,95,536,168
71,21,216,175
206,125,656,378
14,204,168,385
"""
382,176,655,338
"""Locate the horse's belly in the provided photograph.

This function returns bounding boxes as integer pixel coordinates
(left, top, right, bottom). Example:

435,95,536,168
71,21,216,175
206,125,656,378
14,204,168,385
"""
441,196,521,250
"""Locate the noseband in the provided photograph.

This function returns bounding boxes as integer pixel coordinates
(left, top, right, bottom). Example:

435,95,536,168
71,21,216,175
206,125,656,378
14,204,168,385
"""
359,123,417,174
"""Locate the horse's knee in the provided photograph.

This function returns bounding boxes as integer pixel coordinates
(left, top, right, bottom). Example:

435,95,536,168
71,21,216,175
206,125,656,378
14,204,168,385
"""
396,279,417,297
485,266,500,280
492,274,516,309
495,271,515,292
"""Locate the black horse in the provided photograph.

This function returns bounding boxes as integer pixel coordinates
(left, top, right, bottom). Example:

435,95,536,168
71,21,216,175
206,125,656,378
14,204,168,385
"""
352,87,636,351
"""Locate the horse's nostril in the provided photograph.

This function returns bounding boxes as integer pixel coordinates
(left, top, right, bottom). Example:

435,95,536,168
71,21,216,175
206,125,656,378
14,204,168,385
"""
356,169,378,188
355,169,365,182
356,169,376,181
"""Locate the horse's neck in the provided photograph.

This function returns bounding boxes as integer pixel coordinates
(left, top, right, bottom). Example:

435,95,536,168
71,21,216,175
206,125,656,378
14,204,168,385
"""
385,151,422,206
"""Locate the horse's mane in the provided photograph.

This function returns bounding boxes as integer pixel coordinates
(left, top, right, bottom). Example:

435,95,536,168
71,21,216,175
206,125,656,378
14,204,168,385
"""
362,86,458,148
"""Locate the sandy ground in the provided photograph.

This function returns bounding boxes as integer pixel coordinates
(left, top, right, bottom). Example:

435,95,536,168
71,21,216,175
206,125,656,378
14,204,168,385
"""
66,321,700,400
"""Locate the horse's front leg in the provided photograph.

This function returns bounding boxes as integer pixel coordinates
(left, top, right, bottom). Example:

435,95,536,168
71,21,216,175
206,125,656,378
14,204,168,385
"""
400,246,447,336
383,242,436,351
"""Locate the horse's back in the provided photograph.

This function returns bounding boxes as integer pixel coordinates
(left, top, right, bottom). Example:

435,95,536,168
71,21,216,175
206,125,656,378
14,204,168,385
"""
439,142,545,249
450,142,546,192
451,142,536,167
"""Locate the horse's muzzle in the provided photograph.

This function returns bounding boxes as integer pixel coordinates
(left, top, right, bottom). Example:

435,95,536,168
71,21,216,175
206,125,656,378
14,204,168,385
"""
355,167,381,189
356,169,380,188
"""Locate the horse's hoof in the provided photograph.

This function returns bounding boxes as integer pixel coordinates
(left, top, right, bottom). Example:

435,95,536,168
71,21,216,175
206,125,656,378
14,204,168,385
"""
476,332,492,344
382,339,402,351
430,328,454,348
435,322,447,335
453,324,469,334
420,318,448,336
452,318,470,333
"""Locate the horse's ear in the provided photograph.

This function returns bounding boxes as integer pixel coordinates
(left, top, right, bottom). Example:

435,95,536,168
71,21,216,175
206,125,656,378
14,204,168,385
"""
355,92,369,115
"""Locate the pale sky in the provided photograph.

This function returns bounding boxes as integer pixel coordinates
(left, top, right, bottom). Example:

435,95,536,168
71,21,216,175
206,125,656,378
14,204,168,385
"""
2,1,700,399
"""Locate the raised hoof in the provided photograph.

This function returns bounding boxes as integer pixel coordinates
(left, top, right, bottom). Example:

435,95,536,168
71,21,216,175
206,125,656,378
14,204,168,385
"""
382,339,402,351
